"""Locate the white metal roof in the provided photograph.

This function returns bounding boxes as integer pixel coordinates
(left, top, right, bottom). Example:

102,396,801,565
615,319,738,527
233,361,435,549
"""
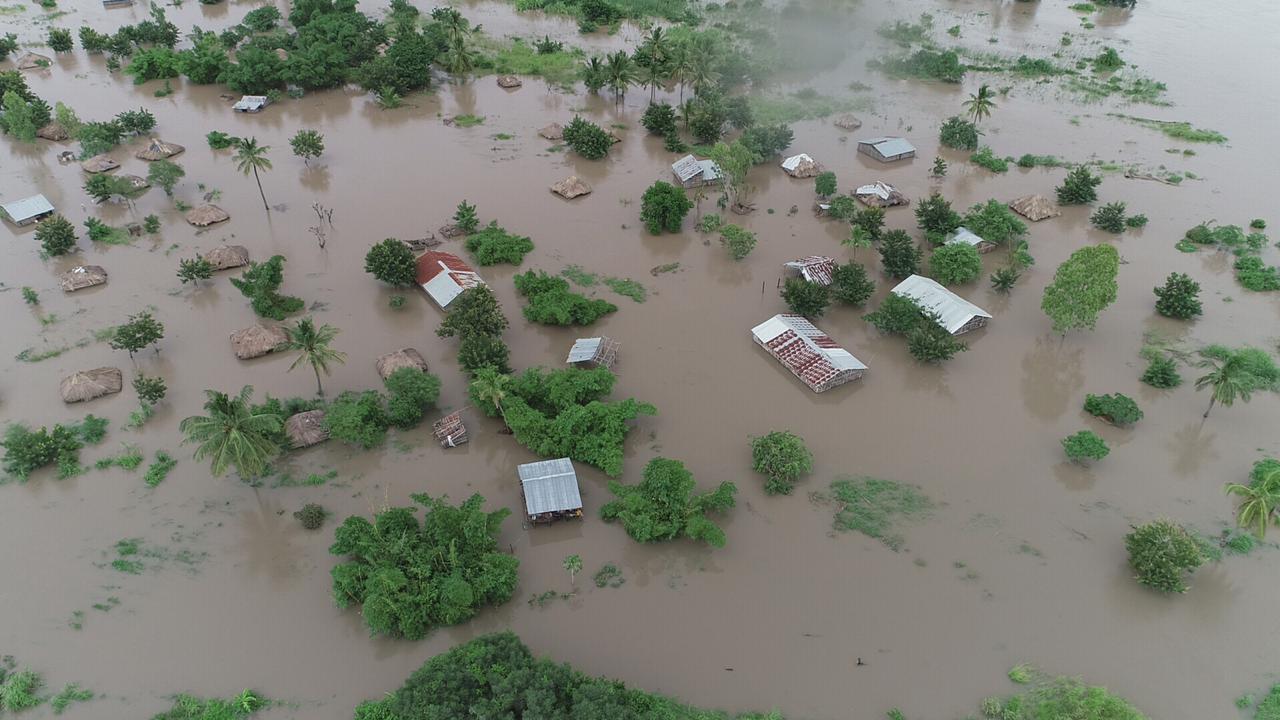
1,194,54,223
566,338,603,363
859,137,915,157
780,153,814,172
696,159,721,181
671,155,702,181
891,274,991,334
233,95,268,110
855,181,895,201
518,458,582,515
946,227,988,247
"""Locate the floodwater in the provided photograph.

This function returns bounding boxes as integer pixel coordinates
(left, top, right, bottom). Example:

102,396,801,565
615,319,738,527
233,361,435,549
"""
2,0,1279,718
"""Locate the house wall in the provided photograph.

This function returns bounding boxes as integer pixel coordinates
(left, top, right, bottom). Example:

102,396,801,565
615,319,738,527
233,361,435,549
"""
955,315,989,335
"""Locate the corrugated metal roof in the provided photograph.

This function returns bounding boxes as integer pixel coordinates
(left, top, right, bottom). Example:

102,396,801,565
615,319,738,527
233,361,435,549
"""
518,458,582,515
671,155,702,181
696,159,721,181
233,95,268,110
417,251,483,308
784,256,836,286
945,227,988,247
855,182,894,201
891,274,991,334
859,137,916,158
1,194,54,223
751,314,867,391
566,337,603,363
780,153,814,172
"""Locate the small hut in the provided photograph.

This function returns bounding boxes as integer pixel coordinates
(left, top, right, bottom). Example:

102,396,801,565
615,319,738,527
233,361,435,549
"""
230,324,287,360
284,410,329,449
80,155,120,174
36,122,69,141
417,251,484,309
60,367,123,403
1,194,55,226
1008,194,1061,222
496,75,523,89
780,153,823,178
58,265,108,292
890,275,991,335
856,137,916,163
833,114,863,131
671,155,722,189
566,337,619,369
16,52,51,71
205,244,250,270
186,204,230,227
233,95,270,113
375,348,429,380
783,256,836,286
538,123,564,140
518,458,584,524
854,181,909,208
432,411,468,448
550,176,592,199
945,227,998,254
135,138,185,161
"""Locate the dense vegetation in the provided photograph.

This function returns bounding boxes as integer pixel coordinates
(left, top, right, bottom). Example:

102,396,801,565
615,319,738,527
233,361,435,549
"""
514,270,618,326
1125,520,1203,593
601,457,737,547
464,221,535,265
640,181,693,234
864,294,968,363
230,255,305,321
1083,393,1143,426
750,431,813,495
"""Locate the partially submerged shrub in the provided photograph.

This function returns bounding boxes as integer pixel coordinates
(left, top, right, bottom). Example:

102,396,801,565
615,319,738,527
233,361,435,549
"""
1056,166,1102,205
750,431,813,495
1153,272,1202,318
562,115,611,159
969,146,1009,173
930,242,982,285
323,391,389,449
780,277,831,317
294,503,326,530
464,221,535,265
1083,393,1143,426
601,458,737,547
364,238,417,287
639,181,692,234
1141,355,1181,388
1062,430,1108,462
719,224,756,260
383,367,441,429
1090,201,1128,233
514,270,617,326
1125,519,1203,593
939,115,979,150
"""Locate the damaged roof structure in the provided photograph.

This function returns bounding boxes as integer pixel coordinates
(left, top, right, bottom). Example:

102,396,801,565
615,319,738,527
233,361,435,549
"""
751,314,866,392
783,256,836,286
891,274,992,335
416,251,485,309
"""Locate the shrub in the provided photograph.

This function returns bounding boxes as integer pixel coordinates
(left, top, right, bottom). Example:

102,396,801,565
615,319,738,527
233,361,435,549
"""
384,367,442,429
453,200,479,234
1083,393,1143,426
35,215,77,256
1125,520,1203,593
295,503,326,530
1250,218,1267,230
601,458,737,547
1141,356,1181,388
1062,430,1108,462
640,102,676,136
907,321,967,363
125,47,182,84
562,115,611,159
514,270,617,326
206,130,238,149
133,373,167,406
324,391,389,449
242,5,282,32
739,124,794,161
1234,256,1280,291
1125,214,1148,228
781,277,831,317
364,239,417,287
79,27,110,54
879,229,922,279
177,256,215,285
751,431,813,495
1093,46,1124,71
939,115,979,150
230,255,305,320
915,193,962,244
969,146,1009,173
930,242,982,285
143,214,161,233
1090,201,1127,233
110,310,164,357
1153,272,1201,318
814,171,837,198
1,422,84,481
289,129,324,163
719,224,756,260
437,286,508,340
874,48,965,83
961,199,1026,246
865,293,925,334
1056,166,1101,205
147,159,184,196
831,261,875,305
458,333,511,374
48,27,73,52
639,181,693,234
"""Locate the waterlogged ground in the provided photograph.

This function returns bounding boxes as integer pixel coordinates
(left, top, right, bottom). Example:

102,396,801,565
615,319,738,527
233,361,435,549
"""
2,0,1280,718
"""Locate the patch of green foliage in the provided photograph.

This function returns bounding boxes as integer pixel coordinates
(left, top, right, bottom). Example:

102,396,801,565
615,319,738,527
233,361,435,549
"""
514,270,618,326
1234,256,1280,292
970,146,1010,173
604,277,646,302
1125,519,1203,594
831,261,875,305
939,116,979,150
746,91,869,126
1062,430,1109,462
639,181,693,234
143,451,177,487
1090,202,1128,233
464,221,535,265
453,114,485,128
963,199,1027,246
364,238,417,287
1108,114,1226,143
295,503,327,530
562,115,611,159
601,457,737,547
50,683,94,714
870,48,965,83
324,391,390,449
720,224,757,260
230,255,305,321
592,563,625,588
1083,393,1143,426
930,242,982,285
879,229,923,279
1017,154,1066,168
750,431,812,495
826,476,933,551
1153,272,1202,318
562,265,599,286
147,689,266,719
1057,166,1102,205
980,675,1146,720
96,444,144,472
781,277,831,318
384,367,442,429
1,422,85,481
1141,355,1181,389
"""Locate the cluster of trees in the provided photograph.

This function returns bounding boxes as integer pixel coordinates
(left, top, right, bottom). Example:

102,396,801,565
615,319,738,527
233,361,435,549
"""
0,71,53,143
438,286,512,374
464,221,536,265
864,293,968,363
513,270,617,326
562,116,613,160
639,181,692,234
601,458,737,547
230,255,305,320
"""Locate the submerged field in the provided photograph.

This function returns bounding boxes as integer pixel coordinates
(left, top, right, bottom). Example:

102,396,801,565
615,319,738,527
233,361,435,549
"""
2,0,1279,718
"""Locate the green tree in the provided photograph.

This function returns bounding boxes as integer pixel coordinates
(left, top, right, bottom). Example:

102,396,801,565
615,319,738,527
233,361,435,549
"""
437,286,509,340
84,174,138,204
604,50,636,104
1062,430,1109,463
931,156,948,177
217,44,285,94
639,181,693,234
641,102,677,136
844,225,874,261
600,457,737,547
177,31,229,83
1194,352,1252,418
720,224,756,260
1154,272,1202,319
147,159,185,197
469,367,511,421
962,83,997,124
132,373,167,406
907,321,967,363
230,255,305,320
458,334,511,374
233,137,273,212
289,129,325,165
440,9,478,76
562,116,612,160
879,229,922,279
1225,461,1280,539
283,317,346,395
708,139,754,211
35,215,77,256
384,367,442,429
453,200,479,233
930,242,982,285
915,192,962,244
324,391,389,448
177,255,214,285
831,261,875,305
563,554,583,585
580,55,606,93
814,171,837,198
1056,166,1101,205
750,431,813,495
1090,201,1127,233
109,310,165,357
938,115,979,150
179,386,283,479
1125,520,1203,593
1,91,38,142
961,199,1026,247
364,238,417,287
48,27,74,53
1040,244,1119,334
781,277,831,317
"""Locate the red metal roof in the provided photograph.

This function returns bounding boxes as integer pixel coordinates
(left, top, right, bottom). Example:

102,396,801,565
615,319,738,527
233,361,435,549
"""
416,251,476,285
764,329,843,390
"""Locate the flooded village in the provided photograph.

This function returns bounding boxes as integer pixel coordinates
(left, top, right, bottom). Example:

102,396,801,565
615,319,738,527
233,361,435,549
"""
2,0,1279,718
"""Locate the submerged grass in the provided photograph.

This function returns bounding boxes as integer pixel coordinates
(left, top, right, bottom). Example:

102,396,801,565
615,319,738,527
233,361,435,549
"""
452,114,485,128
562,265,599,287
144,451,177,487
604,277,647,303
1109,114,1227,143
50,683,94,714
95,444,144,471
748,91,872,126
824,476,933,551
148,689,267,719
477,39,583,90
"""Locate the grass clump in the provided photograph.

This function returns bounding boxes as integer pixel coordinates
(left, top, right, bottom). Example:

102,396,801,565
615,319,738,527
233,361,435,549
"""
979,675,1146,720
1234,256,1280,292
452,114,485,128
747,91,869,126
970,146,1010,173
592,562,625,588
148,689,267,719
50,683,94,714
1017,154,1065,168
825,476,933,551
870,49,965,83
1109,114,1226,143
0,667,44,712
561,265,599,287
95,444,145,471
478,38,581,89
604,277,647,303
143,451,177,487
1008,664,1037,684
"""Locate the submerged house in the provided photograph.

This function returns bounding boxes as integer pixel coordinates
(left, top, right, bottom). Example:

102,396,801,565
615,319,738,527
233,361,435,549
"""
566,337,619,369
518,458,584,524
233,95,270,113
416,250,485,309
1,194,54,227
432,411,468,448
853,181,909,208
783,256,836,286
780,153,823,178
856,137,916,163
891,274,992,335
671,154,722,189
751,314,867,393
1008,194,1061,222
945,226,997,254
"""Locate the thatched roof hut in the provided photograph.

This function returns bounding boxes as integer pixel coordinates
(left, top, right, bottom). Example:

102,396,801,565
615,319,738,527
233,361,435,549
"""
36,122,69,141
60,367,123,403
186,204,230,227
1008,194,1060,222
135,138,185,161
205,244,250,270
230,324,287,360
81,155,120,174
16,52,51,70
538,123,564,140
833,114,863,131
284,410,329,448
496,75,523,88
550,176,592,199
58,265,108,292
375,348,428,380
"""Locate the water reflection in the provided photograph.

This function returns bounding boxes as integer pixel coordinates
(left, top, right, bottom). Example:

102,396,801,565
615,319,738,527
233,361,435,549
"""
1020,334,1084,422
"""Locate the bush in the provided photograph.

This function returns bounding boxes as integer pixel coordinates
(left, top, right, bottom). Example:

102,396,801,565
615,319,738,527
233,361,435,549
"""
1090,201,1127,233
639,181,692,234
961,199,1027,246
814,171,837,198
640,102,676,136
1062,430,1108,462
295,503,326,530
1083,393,1143,426
230,255,305,320
453,200,478,234
970,146,1009,173
364,239,417,286
601,458,737,547
719,224,756,260
35,215,77,256
939,115,979,150
562,115,611,159
384,368,442,429
907,321,967,362
514,270,617,326
930,242,982,285
324,391,389,449
1056,166,1101,205
751,431,813,495
147,159,184,196
1125,520,1203,593
1,422,84,481
79,27,110,54
178,256,214,285
206,130,238,149
1125,214,1148,228
458,333,511,374
1234,256,1280,291
831,261,875,305
915,193,962,244
48,27,73,52
864,292,924,334
1153,272,1201,318
125,47,182,84
874,48,965,83
781,277,831,317
879,230,922,279
242,5,282,32
739,124,794,161
465,221,535,265
437,286,508,340
1141,356,1181,388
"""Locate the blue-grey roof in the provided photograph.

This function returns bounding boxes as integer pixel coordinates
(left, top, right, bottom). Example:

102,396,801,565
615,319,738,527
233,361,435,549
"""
1,194,54,223
518,458,582,515
566,338,603,363
860,137,916,157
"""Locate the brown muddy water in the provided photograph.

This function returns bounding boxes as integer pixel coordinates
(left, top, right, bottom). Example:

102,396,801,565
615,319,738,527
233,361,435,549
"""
2,0,1280,718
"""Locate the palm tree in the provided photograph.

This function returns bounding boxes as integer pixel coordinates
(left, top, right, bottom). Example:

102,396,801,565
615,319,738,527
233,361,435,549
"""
1225,465,1280,538
639,26,669,101
642,62,665,102
179,386,283,479
604,51,636,105
963,84,997,125
470,366,511,422
283,317,346,396
687,37,720,95
441,9,478,76
234,137,272,212
581,56,606,94
1194,353,1252,418
668,41,692,104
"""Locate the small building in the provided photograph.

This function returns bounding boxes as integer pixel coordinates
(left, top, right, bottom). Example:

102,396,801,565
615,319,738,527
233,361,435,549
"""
230,324,287,360
857,137,916,163
186,204,230,227
945,226,998,254
1008,194,1061,222
891,274,991,335
432,411,468,448
416,251,485,309
854,181,909,208
671,154,722,189
284,410,329,449
60,367,123,404
136,138,185,161
496,75,522,89
783,256,836,286
751,314,867,393
518,458,584,524
550,176,592,199
376,348,429,380
233,95,270,113
780,153,823,178
59,265,108,292
833,114,863,131
16,52,51,71
538,123,564,140
81,155,120,174
566,337,619,369
1,194,55,226
205,244,250,270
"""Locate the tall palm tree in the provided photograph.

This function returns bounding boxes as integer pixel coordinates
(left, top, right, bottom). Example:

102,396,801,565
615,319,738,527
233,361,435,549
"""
441,9,478,76
668,41,692,104
234,137,272,212
180,386,283,479
604,51,636,105
963,84,997,125
639,26,669,101
687,38,720,96
470,366,511,422
1225,465,1280,538
642,62,665,102
283,317,346,396
581,56,606,94
1194,353,1252,418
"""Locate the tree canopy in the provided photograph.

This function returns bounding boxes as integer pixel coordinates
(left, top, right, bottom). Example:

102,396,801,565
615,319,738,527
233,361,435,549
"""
601,457,737,547
1040,244,1119,334
514,270,618,326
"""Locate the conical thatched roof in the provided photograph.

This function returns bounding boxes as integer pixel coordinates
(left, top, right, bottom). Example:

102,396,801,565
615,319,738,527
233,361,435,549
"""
538,123,563,140
1008,194,1060,222
136,138,185,161
833,114,863,131
496,75,523,89
58,265,108,292
37,122,69,141
206,244,250,270
375,348,428,380
16,52,51,70
285,410,329,448
230,324,287,360
550,176,592,199
60,367,122,403
81,155,120,174
186,204,230,227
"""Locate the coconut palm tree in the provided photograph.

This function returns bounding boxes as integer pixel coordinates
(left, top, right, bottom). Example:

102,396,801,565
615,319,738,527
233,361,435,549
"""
179,386,283,479
470,366,511,422
1225,465,1280,538
687,37,720,95
283,317,346,396
639,26,669,101
581,55,606,94
641,62,665,102
233,137,272,212
668,41,692,104
604,51,636,105
1194,353,1252,418
963,84,997,125
440,8,478,76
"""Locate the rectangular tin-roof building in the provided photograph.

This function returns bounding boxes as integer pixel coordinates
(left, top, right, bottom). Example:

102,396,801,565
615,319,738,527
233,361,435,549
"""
751,314,866,392
566,337,619,369
518,458,583,524
233,95,270,113
783,256,836,286
945,226,997,253
857,137,916,163
891,274,992,335
416,250,485,309
671,154,722,189
1,194,55,227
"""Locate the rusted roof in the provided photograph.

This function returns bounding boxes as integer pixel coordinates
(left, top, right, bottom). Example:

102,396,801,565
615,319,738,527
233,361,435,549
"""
751,314,866,392
783,256,836,286
416,251,484,308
